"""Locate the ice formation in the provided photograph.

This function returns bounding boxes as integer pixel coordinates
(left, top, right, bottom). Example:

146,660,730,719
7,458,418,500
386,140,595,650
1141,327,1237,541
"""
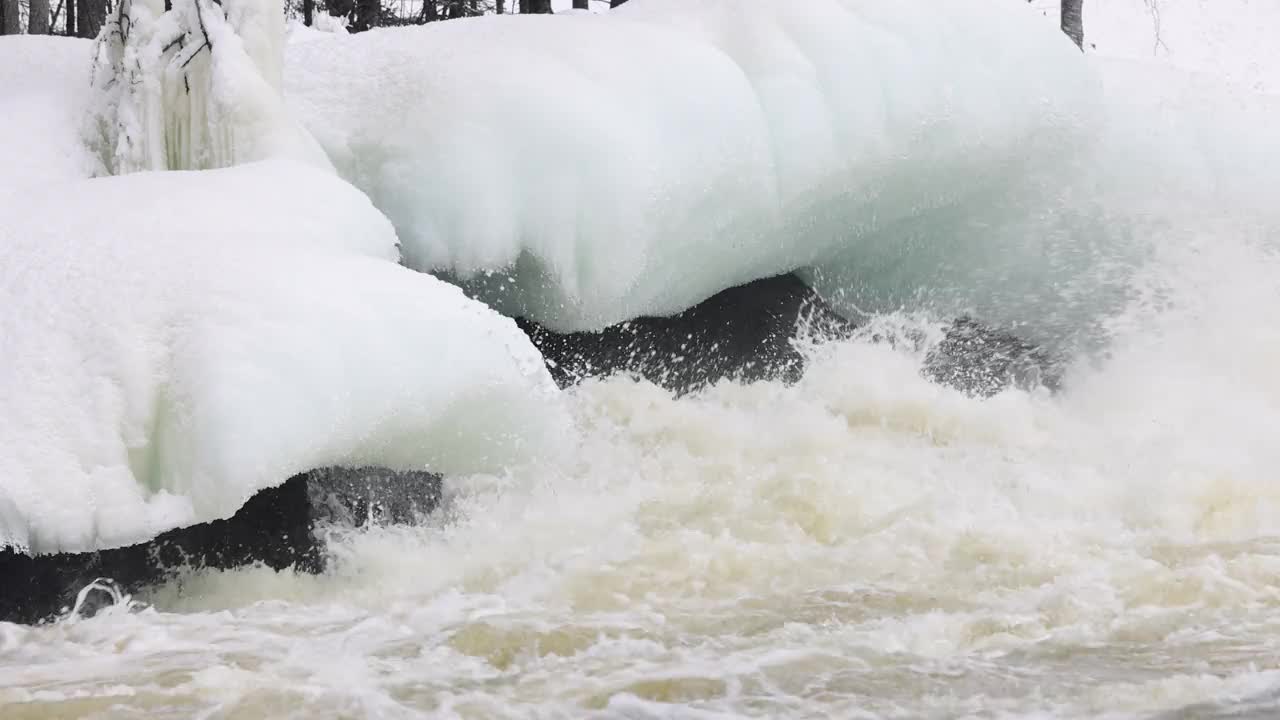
0,161,566,555
285,0,1096,332
86,0,327,174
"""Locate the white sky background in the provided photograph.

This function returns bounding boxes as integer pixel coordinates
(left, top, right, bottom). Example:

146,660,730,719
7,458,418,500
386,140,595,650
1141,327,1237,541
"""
1029,0,1278,93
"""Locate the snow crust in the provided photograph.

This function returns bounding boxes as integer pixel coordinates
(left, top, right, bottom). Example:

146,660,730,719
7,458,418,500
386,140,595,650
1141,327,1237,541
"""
0,161,566,555
285,0,1094,331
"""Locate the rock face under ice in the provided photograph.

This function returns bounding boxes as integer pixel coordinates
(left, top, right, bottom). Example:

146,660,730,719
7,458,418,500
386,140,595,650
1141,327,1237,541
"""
924,318,1059,398
519,274,1057,397
0,474,315,625
307,467,443,526
520,274,850,393
0,468,441,625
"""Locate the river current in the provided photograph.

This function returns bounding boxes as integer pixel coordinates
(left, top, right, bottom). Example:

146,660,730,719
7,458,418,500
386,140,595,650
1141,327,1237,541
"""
2,226,1278,719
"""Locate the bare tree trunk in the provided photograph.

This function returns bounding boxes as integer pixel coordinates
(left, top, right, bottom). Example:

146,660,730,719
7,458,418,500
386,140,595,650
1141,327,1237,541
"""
495,0,503,13
30,0,52,33
66,0,76,35
328,0,353,25
77,0,106,38
572,0,587,9
303,0,313,26
1,0,20,34
1061,0,1084,50
520,0,550,13
353,0,378,31
610,0,626,7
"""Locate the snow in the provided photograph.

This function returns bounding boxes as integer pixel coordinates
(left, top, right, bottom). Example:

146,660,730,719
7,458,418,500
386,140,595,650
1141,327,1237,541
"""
284,0,1094,331
286,14,348,43
0,37,97,188
0,161,567,555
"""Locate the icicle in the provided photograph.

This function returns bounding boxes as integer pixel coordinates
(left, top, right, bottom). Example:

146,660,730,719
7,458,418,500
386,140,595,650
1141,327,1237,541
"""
84,0,329,174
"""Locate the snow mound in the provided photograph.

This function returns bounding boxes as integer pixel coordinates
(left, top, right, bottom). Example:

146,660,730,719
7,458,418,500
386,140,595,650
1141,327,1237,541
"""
0,37,97,188
285,0,1093,331
0,161,566,555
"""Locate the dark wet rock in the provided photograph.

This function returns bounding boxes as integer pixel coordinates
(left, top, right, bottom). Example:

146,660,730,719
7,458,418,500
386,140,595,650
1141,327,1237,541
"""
518,273,852,393
517,272,1057,397
307,466,442,526
0,467,440,625
924,317,1060,397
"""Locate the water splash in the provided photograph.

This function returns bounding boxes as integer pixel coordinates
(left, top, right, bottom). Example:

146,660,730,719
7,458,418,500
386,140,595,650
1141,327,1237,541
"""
63,578,143,623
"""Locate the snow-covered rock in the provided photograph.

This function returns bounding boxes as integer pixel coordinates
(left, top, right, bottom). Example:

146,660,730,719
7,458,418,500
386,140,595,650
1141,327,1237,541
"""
285,0,1094,332
0,161,567,555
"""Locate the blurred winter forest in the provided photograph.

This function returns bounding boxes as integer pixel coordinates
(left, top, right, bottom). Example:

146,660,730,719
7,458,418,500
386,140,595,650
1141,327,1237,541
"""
0,0,624,37
1,0,1085,45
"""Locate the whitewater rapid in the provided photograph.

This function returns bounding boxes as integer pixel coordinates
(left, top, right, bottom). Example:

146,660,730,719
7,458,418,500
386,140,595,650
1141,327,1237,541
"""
3,228,1278,719
3,0,1280,713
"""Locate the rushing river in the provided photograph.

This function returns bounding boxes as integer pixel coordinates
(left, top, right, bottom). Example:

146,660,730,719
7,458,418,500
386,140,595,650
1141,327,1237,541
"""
2,228,1278,719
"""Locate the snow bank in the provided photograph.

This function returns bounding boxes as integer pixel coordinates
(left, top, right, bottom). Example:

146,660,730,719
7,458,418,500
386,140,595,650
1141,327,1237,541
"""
0,37,97,188
285,0,1094,332
0,161,566,555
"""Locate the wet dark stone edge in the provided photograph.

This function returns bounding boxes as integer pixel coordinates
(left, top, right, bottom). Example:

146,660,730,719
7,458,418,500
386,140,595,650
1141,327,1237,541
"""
0,469,442,625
